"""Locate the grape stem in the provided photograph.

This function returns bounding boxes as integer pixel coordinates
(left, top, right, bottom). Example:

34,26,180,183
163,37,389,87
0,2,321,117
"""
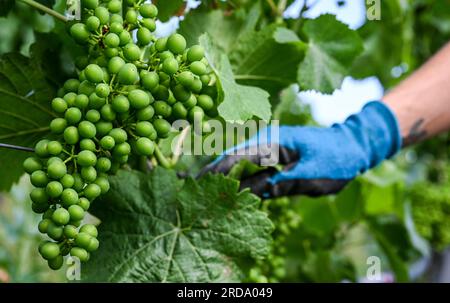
18,0,68,22
0,143,34,153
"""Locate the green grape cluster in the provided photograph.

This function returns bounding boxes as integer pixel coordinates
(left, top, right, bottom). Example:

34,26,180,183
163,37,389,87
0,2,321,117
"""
23,0,218,270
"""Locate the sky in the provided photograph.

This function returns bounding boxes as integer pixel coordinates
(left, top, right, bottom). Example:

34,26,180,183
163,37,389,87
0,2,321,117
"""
162,0,385,126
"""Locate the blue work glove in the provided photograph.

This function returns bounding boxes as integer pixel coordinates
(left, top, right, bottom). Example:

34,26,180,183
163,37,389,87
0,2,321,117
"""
200,101,402,198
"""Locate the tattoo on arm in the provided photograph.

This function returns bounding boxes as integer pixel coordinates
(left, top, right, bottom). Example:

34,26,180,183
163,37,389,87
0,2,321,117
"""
403,118,428,147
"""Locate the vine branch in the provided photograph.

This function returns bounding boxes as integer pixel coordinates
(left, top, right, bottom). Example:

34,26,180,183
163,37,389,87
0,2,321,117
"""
0,143,34,153
18,0,68,22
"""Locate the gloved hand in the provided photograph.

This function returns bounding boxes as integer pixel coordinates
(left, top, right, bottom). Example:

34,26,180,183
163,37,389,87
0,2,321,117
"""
200,101,402,198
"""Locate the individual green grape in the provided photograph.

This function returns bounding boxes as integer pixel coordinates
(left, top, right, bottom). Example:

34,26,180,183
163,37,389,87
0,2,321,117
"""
187,45,205,62
60,174,75,189
52,97,68,113
86,15,100,32
172,102,188,119
30,170,49,187
189,78,203,93
167,34,186,55
30,188,49,204
48,255,64,270
109,128,127,143
123,43,141,61
81,166,97,182
80,224,98,238
64,92,77,106
108,56,125,74
75,232,93,249
136,106,155,121
78,121,97,138
178,71,194,88
96,157,112,172
162,58,179,75
153,119,171,138
84,64,104,83
139,3,158,18
128,89,150,109
159,51,174,62
75,94,90,109
64,225,78,239
96,83,110,98
47,161,67,180
114,142,131,156
39,242,60,260
200,75,211,86
61,188,79,207
77,150,97,167
46,181,64,198
78,198,91,211
137,27,152,45
173,84,191,102
141,71,159,91
135,137,155,156
100,135,115,150
105,33,120,48
23,157,42,174
78,80,96,96
50,118,67,134
94,176,110,194
47,141,62,156
95,121,113,136
87,238,100,252
65,107,82,125
119,30,132,45
38,219,52,234
125,9,138,24
100,104,116,121
73,174,84,192
155,37,167,52
70,247,89,262
95,7,110,24
188,106,205,122
68,205,85,221
34,139,49,158
141,18,156,32
52,208,70,225
135,121,154,137
154,101,172,118
82,0,98,10
190,61,207,75
111,95,130,113
86,109,101,123
197,95,214,111
64,126,80,145
70,23,90,44
64,79,81,93
118,63,139,84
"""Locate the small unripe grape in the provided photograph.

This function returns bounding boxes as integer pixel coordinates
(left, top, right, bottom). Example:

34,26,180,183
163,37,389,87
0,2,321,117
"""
123,43,141,61
78,197,91,211
64,92,77,106
85,183,102,200
64,225,78,239
47,141,62,156
75,232,93,250
188,106,205,122
87,238,100,252
75,94,90,109
119,31,132,46
64,126,79,144
153,119,171,138
80,139,96,151
38,219,52,234
52,208,70,226
108,56,125,74
173,84,191,102
81,166,97,182
114,142,131,156
86,109,101,123
159,51,174,62
155,37,167,52
190,78,203,93
30,170,49,187
70,247,89,262
162,58,179,75
105,47,119,58
136,105,155,121
47,161,67,180
172,102,188,119
141,71,159,91
78,121,97,139
141,18,156,32
35,139,49,158
197,95,214,111
190,61,207,75
167,34,186,54
200,75,211,86
104,33,120,48
115,154,129,164
86,16,100,32
65,107,82,125
112,95,130,113
101,104,117,121
39,242,60,260
30,188,48,204
118,63,139,84
96,157,112,172
154,85,169,100
50,118,67,134
109,128,127,144
109,22,123,35
95,121,113,136
48,255,64,270
60,174,75,189
46,181,63,198
77,150,97,167
178,71,194,88
95,7,110,24
94,84,110,99
100,135,115,150
125,9,138,24
82,0,98,10
78,80,96,96
136,121,155,137
70,23,90,43
110,13,123,23
94,176,110,194
84,64,104,83
61,188,79,206
154,101,172,118
108,0,121,13
128,89,150,109
139,3,158,18
68,205,85,221
52,97,68,113
187,45,205,62
23,157,42,174
135,137,155,156
137,27,153,45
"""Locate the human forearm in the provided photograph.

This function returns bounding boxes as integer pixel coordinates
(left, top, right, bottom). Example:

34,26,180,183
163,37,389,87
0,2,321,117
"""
384,42,450,147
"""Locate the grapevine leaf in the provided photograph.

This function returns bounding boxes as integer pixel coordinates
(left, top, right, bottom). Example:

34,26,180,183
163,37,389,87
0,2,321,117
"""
0,53,55,191
153,0,185,22
82,168,273,282
229,26,306,95
298,14,364,94
179,8,259,53
200,34,271,123
0,0,14,17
